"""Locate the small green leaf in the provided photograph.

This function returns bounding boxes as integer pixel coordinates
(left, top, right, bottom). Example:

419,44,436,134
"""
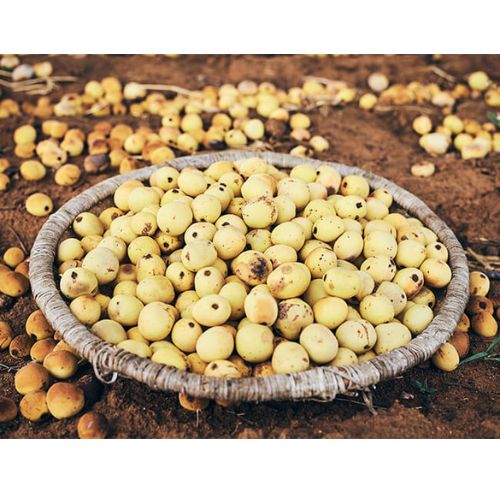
485,357,500,363
487,111,499,127
485,336,500,354
459,352,488,365
414,379,436,395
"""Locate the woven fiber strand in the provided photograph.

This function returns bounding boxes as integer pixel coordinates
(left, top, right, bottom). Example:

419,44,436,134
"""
29,151,469,402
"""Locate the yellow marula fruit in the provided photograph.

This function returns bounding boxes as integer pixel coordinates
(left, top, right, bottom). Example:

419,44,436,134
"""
47,382,85,419
3,247,25,268
368,72,389,93
55,164,81,186
26,309,54,340
469,271,490,296
0,271,30,297
410,162,435,178
178,394,209,412
412,115,433,135
267,263,311,299
77,411,109,439
138,302,176,341
151,346,190,370
272,341,309,374
359,93,378,111
323,267,361,299
15,363,51,395
0,321,14,350
235,324,274,363
335,320,377,354
299,323,338,364
91,319,127,344
431,343,459,372
374,322,412,354
20,390,49,422
25,193,53,216
330,347,358,367
20,160,46,181
313,297,348,329
471,312,498,338
43,350,79,379
419,133,449,155
30,338,57,363
0,173,9,191
192,295,232,328
9,335,34,359
402,304,433,335
448,330,469,359
14,124,37,144
117,339,152,358
468,71,490,91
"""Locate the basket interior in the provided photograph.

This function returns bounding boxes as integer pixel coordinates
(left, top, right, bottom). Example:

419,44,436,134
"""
31,152,468,402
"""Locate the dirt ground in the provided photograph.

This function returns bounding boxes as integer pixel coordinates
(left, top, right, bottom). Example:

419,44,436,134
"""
0,55,499,438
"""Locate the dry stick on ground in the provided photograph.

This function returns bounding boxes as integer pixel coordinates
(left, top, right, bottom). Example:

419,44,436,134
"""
22,80,58,96
303,75,332,85
466,250,500,279
0,362,23,373
85,101,110,116
469,238,500,247
19,80,60,96
0,76,77,87
141,83,199,96
430,65,457,83
303,75,346,86
309,391,383,413
375,104,440,114
12,82,53,92
361,390,377,415
140,84,220,112
0,75,77,95
225,409,257,426
466,248,495,270
7,225,29,254
306,97,342,109
291,76,347,109
284,98,342,112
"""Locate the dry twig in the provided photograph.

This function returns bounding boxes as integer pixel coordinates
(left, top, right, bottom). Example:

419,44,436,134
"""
303,75,334,85
139,83,221,112
430,65,457,83
0,362,23,373
0,75,77,96
7,225,29,254
375,104,439,114
466,248,495,271
141,83,199,96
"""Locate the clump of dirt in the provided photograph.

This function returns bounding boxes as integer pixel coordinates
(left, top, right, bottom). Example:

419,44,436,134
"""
1,54,499,438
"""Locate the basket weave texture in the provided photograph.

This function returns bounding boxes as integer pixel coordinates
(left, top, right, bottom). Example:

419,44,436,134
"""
29,151,469,402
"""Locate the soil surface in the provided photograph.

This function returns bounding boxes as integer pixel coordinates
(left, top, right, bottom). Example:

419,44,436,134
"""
0,55,499,438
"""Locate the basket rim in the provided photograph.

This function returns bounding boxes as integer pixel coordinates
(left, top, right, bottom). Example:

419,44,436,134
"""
29,150,469,402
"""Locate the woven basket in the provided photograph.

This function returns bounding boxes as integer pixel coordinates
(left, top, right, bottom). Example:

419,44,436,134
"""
29,151,469,402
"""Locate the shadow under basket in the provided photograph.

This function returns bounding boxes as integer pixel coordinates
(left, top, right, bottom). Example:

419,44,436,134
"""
29,151,469,402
